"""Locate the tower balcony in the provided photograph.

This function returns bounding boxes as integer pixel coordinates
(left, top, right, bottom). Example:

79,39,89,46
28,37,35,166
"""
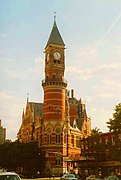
42,78,67,88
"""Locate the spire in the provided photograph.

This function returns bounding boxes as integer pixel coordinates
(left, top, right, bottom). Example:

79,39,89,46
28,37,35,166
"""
45,14,65,48
27,93,29,103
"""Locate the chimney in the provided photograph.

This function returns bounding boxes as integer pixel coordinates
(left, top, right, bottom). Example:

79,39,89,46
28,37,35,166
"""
71,89,74,98
67,90,70,97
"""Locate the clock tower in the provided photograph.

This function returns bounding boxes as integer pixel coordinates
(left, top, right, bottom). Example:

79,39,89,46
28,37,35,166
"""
42,17,68,174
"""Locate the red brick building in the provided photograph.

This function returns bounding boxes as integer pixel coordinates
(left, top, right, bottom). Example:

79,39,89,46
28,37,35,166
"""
17,18,91,175
78,131,121,177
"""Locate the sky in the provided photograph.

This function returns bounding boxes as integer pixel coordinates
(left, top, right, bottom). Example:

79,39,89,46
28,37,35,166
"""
0,0,121,141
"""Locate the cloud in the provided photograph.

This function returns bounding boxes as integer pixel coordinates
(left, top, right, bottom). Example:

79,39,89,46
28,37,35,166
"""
96,12,121,48
34,57,44,63
28,57,44,73
78,47,96,57
0,91,14,102
0,91,24,140
98,62,121,70
66,66,93,80
6,70,23,79
28,66,40,73
115,45,121,56
67,61,121,82
90,78,121,108
88,106,112,132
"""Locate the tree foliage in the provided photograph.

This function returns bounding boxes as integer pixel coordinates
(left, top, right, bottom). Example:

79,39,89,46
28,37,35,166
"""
81,127,105,161
0,141,45,177
107,102,121,132
88,127,105,160
106,103,121,162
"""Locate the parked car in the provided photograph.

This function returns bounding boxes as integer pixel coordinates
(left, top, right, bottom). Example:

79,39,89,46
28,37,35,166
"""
106,175,119,180
0,172,21,180
86,175,103,180
61,173,78,180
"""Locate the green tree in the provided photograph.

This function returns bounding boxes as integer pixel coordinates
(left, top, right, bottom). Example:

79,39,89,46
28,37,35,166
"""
88,127,106,160
81,127,105,160
0,141,45,177
107,102,121,162
107,102,121,132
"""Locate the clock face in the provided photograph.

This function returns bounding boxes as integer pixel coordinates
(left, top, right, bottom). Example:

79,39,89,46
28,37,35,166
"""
53,51,61,60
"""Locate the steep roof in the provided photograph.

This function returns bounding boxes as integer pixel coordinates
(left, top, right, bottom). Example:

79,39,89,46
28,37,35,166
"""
45,18,65,48
29,102,43,119
17,102,43,136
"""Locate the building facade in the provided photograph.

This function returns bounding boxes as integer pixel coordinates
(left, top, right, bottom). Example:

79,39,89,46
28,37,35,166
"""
0,119,6,145
17,18,91,175
78,131,121,177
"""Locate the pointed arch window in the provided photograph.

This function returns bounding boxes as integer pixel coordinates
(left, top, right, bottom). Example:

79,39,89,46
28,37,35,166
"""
56,158,61,166
52,74,56,81
55,127,61,144
76,136,80,148
64,133,66,144
47,133,51,144
71,135,74,147
56,134,60,143
60,75,62,81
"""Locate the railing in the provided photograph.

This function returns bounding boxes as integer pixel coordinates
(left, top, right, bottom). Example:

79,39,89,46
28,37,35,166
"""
42,79,67,87
42,78,67,85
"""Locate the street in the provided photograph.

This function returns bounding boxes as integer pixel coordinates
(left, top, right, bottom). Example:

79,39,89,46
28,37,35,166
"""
22,177,60,180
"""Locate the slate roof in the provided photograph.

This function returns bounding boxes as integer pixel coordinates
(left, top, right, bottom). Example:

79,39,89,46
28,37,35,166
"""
46,19,65,48
29,102,43,118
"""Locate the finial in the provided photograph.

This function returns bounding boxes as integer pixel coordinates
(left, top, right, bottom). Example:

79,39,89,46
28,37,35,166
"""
53,12,57,27
27,93,29,102
54,11,56,21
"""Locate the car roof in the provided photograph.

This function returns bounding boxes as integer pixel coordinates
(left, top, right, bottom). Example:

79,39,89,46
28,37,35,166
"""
63,174,75,176
0,172,19,176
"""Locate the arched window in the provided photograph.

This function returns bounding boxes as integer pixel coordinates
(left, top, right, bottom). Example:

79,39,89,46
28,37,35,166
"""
47,133,51,144
71,135,74,147
76,136,80,148
55,127,61,144
56,134,60,143
56,158,61,166
60,75,62,81
64,133,66,144
53,74,56,80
